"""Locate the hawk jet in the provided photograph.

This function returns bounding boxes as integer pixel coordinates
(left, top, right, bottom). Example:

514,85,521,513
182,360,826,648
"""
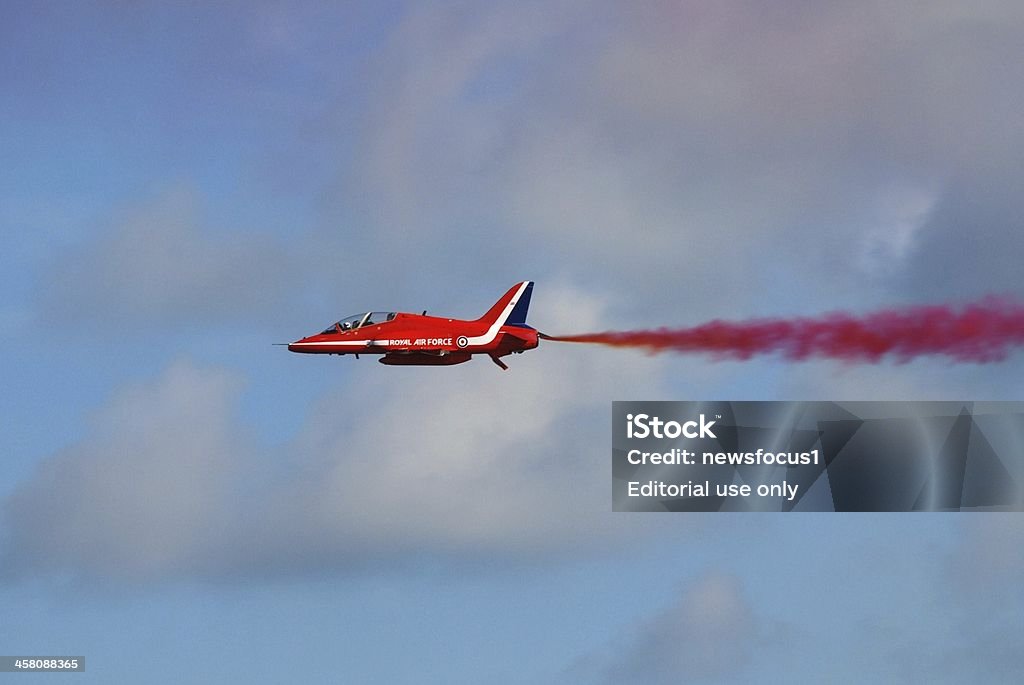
287,281,538,370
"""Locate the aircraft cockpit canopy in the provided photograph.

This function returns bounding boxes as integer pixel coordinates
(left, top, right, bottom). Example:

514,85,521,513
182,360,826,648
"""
322,311,396,334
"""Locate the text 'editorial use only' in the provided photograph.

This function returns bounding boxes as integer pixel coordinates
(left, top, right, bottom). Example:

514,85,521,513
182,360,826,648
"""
612,401,1024,512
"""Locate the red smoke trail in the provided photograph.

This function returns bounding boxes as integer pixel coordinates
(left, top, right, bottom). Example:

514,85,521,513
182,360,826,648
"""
541,298,1024,363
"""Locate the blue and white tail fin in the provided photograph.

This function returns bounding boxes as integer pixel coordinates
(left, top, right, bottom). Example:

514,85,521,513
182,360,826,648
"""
476,281,534,329
506,282,533,328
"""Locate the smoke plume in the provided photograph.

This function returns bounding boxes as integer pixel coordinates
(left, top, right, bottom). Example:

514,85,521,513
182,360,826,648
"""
542,298,1024,363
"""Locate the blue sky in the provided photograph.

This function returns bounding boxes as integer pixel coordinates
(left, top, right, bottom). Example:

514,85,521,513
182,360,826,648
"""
3,2,1024,682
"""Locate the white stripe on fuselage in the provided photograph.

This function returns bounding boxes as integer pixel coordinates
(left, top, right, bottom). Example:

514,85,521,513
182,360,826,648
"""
465,281,529,347
290,340,395,347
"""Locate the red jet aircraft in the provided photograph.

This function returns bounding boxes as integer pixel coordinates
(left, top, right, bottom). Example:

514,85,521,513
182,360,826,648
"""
287,281,538,370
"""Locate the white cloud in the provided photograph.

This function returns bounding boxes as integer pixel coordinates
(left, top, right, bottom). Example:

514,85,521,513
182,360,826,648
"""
39,185,297,328
598,572,762,684
321,0,1024,318
856,185,937,279
1,361,251,582
352,1,577,233
38,2,1024,330
2,284,672,583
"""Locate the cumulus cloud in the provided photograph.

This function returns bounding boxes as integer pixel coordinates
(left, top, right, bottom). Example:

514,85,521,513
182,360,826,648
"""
0,360,252,582
898,167,1024,302
39,185,298,328
2,284,673,583
595,572,764,684
351,1,580,223
572,517,1024,685
313,1,1024,321
37,2,1024,331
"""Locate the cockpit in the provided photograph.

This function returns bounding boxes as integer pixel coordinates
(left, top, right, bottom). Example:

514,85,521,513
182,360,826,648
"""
321,311,397,334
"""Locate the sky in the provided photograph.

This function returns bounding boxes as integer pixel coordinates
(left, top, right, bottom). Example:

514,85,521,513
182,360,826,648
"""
2,1,1024,682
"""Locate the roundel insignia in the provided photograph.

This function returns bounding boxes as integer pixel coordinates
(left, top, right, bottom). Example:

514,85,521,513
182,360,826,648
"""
456,336,469,348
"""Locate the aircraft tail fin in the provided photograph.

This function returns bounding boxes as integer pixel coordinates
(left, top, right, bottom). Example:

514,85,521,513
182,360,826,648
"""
477,281,534,328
